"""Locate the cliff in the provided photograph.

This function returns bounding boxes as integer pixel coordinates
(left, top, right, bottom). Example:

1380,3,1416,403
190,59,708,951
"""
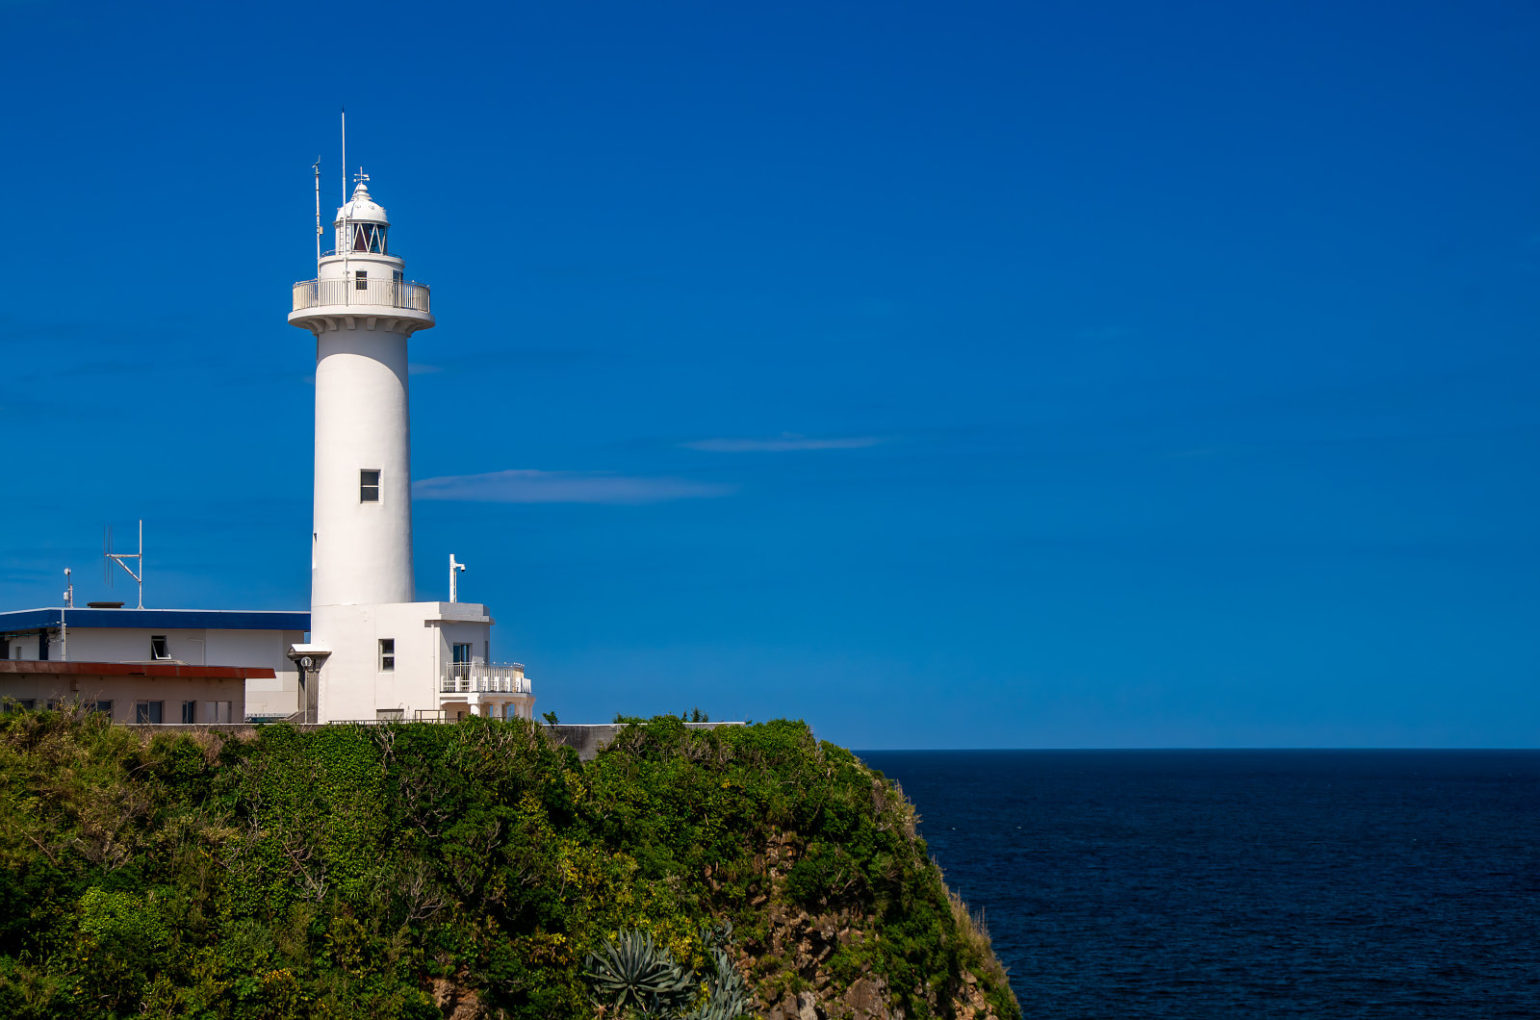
0,710,1019,1020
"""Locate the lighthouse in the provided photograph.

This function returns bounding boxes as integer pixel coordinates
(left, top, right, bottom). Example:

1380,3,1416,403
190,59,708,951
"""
287,169,534,724
291,174,429,611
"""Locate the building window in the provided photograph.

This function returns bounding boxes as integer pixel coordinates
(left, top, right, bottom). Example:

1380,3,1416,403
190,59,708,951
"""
360,469,381,502
150,635,170,660
94,700,112,716
135,701,164,724
181,701,196,724
355,269,368,291
38,631,48,661
379,639,395,672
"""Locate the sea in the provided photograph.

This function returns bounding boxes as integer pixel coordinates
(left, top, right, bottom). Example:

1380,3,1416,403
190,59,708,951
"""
858,750,1540,1019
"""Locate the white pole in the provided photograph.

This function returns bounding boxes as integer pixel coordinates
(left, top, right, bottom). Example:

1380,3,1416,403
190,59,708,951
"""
60,568,70,662
137,519,144,608
340,108,349,304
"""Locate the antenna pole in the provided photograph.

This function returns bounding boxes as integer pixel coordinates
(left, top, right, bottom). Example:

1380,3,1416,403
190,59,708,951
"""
104,519,145,608
60,568,71,662
312,157,322,262
340,107,349,303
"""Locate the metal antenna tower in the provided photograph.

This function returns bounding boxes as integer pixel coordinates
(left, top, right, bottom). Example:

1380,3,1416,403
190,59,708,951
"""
104,519,145,608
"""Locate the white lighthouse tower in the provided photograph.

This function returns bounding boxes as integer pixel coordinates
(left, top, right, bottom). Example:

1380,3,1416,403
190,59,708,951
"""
296,174,425,611
287,168,534,724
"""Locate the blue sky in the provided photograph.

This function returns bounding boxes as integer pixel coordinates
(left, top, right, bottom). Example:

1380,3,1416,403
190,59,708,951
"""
2,0,1537,747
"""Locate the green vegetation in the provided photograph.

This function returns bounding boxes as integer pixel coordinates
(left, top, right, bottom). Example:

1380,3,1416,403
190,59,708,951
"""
0,708,1019,1019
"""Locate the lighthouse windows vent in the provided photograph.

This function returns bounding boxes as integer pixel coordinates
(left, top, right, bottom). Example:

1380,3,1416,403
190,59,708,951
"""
378,639,395,672
360,469,381,502
349,223,387,254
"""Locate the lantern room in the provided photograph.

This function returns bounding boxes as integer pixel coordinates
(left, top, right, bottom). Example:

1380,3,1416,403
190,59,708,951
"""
334,178,389,255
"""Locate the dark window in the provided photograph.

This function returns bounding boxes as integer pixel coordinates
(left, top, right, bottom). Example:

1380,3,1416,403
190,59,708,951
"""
135,701,164,724
94,700,112,716
355,269,368,291
360,469,381,502
38,630,48,661
379,638,395,672
181,701,196,724
150,635,169,659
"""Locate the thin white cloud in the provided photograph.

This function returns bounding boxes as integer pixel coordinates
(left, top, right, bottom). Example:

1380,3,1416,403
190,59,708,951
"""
682,433,886,453
414,469,735,504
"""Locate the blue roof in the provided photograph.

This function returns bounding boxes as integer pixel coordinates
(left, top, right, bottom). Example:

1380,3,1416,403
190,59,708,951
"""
0,608,309,632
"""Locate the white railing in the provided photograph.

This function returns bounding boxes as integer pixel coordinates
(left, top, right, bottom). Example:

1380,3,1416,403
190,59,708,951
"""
292,277,431,314
439,662,531,695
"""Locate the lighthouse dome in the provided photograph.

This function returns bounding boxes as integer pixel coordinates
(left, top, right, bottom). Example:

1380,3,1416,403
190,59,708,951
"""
335,181,389,225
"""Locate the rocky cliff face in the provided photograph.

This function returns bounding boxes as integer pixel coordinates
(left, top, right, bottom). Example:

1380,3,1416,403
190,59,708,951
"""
748,831,1011,1020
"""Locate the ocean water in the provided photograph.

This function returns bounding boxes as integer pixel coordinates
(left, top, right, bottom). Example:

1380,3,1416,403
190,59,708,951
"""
859,750,1540,1019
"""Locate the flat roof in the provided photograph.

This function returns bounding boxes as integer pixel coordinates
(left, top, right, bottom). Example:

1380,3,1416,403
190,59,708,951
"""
0,660,276,680
0,608,309,632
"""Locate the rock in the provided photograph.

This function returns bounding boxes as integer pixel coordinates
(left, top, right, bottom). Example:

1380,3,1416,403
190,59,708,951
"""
430,974,481,1020
844,976,886,1020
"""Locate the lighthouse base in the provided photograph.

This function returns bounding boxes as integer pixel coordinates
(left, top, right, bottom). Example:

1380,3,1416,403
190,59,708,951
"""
302,601,532,724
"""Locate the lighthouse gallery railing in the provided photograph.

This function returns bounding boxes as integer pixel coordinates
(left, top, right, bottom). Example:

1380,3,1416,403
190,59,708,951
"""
292,277,431,314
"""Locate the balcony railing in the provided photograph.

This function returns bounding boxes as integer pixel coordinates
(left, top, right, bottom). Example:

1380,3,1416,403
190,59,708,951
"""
292,277,431,314
439,662,531,696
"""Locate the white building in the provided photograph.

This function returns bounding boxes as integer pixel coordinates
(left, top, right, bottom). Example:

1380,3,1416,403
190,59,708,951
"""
0,607,302,722
287,173,534,724
0,165,535,726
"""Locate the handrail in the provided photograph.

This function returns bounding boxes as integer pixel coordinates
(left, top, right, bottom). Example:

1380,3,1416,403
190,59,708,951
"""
438,661,532,696
292,277,430,314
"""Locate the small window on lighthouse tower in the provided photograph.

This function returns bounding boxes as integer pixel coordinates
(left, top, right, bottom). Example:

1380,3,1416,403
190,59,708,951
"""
355,270,368,291
360,469,381,502
378,639,395,672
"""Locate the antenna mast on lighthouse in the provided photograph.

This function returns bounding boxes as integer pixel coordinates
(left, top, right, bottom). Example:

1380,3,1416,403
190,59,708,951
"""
340,107,349,283
312,156,322,262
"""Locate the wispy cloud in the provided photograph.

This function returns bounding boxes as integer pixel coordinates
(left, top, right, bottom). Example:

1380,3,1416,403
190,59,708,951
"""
681,433,886,453
414,469,735,504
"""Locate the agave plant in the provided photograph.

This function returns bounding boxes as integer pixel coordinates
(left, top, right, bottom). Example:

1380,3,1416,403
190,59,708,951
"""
584,929,696,1016
689,946,749,1020
585,925,751,1020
